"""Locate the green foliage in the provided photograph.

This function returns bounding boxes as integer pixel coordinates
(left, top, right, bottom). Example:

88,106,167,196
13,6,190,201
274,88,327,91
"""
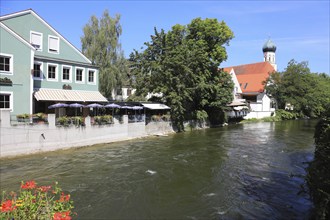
125,93,147,102
130,18,234,131
16,114,30,119
307,107,330,220
94,115,113,125
81,10,130,99
71,116,83,126
33,112,46,120
265,60,330,118
196,110,208,121
57,116,69,126
242,109,299,123
275,109,300,120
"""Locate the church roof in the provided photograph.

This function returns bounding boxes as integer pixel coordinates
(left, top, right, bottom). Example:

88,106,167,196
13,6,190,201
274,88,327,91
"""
224,62,275,93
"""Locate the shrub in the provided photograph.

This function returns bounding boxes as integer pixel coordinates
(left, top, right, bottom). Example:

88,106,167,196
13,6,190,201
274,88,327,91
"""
33,113,47,120
151,115,161,122
94,115,113,125
196,110,208,121
307,111,330,220
71,116,83,126
101,115,113,124
16,114,30,119
0,180,75,220
275,109,300,120
57,116,69,126
161,114,171,122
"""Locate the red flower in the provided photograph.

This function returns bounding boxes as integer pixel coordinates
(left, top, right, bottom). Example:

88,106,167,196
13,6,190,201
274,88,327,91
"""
0,200,16,212
53,211,71,220
38,185,52,192
59,193,70,202
21,180,37,189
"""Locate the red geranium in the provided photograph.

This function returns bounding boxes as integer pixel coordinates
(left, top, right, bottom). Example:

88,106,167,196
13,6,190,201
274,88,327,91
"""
21,180,36,189
0,200,16,212
38,185,52,192
53,211,71,220
59,193,70,202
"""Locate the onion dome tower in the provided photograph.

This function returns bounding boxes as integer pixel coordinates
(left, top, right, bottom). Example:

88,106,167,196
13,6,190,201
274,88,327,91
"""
262,38,277,71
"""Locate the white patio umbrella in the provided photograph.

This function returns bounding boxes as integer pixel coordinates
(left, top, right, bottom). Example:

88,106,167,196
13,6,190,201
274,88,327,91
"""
48,103,69,118
69,103,84,116
86,103,104,108
105,103,121,108
48,103,68,109
105,103,121,115
132,106,143,122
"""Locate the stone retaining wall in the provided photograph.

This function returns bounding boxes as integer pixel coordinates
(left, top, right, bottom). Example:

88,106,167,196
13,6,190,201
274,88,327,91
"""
0,110,174,158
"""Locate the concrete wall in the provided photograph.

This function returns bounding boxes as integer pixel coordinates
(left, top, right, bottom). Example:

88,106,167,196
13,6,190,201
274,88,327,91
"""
244,111,275,119
145,121,174,135
0,110,174,158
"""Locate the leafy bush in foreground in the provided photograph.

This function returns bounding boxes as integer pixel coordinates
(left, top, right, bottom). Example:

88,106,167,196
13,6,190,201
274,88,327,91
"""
307,108,330,219
1,180,75,220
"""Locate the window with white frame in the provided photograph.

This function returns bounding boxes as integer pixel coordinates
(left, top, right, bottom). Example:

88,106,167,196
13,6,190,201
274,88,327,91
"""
47,63,58,81
33,62,43,79
0,53,13,74
62,66,71,82
30,31,43,50
48,35,59,53
88,70,95,84
0,92,12,110
75,68,84,83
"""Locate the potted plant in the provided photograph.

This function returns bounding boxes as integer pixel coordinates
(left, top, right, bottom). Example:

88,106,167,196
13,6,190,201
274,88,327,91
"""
0,77,13,86
33,112,47,124
16,114,30,122
57,116,69,126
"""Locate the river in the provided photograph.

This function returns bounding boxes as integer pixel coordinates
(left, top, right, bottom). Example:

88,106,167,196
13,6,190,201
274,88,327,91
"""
0,120,316,219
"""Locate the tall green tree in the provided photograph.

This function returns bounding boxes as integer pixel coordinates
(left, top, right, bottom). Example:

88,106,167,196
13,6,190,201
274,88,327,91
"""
81,10,129,99
130,18,234,131
265,59,330,117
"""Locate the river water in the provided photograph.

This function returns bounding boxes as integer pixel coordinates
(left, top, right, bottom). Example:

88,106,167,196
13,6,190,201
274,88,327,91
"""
0,120,316,219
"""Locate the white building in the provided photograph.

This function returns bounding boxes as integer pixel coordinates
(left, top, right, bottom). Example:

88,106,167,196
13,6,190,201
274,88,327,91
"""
224,39,277,119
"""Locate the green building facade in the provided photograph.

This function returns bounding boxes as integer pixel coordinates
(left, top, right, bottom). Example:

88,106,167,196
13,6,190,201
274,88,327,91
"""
0,9,107,116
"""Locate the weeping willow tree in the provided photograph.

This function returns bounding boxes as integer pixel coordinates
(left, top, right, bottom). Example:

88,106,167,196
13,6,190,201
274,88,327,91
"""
81,10,129,99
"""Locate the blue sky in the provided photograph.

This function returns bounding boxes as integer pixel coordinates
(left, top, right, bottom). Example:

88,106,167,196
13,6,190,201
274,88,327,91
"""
1,0,329,74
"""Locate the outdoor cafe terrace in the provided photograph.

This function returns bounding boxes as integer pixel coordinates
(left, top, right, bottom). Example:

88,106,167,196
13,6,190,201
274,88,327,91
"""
12,102,171,126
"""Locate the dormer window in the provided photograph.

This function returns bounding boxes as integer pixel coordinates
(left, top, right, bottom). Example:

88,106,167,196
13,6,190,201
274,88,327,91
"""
30,31,43,51
48,35,59,53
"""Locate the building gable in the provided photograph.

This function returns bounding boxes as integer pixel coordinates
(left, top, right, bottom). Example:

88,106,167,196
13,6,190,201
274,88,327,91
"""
224,62,275,93
0,9,91,65
223,67,242,94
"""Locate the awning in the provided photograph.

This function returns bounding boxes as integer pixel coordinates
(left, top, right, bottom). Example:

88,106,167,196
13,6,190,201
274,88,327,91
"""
233,106,248,111
227,101,247,107
141,103,171,110
34,89,107,102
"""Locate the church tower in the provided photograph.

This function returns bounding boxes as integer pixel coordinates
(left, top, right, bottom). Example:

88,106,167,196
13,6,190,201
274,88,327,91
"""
262,39,277,71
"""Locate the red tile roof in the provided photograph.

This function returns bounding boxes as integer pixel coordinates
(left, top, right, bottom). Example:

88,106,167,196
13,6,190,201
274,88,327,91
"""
223,62,275,93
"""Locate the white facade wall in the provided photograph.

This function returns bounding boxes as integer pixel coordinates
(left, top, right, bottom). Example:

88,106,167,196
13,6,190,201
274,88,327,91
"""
250,102,263,111
244,111,274,119
245,93,275,119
